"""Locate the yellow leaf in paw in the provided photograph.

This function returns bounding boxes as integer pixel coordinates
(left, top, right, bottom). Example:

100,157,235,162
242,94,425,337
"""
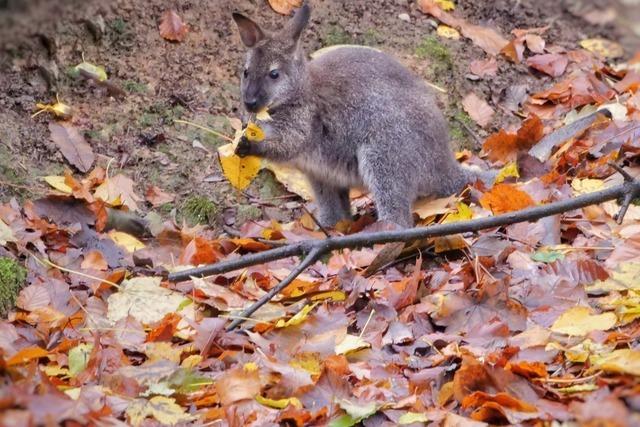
218,143,261,190
256,108,272,122
244,122,265,142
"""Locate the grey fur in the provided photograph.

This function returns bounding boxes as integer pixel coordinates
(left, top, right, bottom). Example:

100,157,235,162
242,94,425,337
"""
233,3,470,227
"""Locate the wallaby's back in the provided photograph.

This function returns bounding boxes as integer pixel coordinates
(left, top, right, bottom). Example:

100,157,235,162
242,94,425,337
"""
307,46,467,198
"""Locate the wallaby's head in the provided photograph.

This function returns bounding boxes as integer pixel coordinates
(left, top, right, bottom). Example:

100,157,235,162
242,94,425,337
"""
232,3,311,113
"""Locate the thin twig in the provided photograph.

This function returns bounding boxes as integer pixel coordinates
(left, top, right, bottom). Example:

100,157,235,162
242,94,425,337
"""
454,115,482,146
225,246,324,330
301,205,331,238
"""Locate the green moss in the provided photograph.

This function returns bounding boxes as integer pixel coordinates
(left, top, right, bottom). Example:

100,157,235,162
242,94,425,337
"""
179,196,219,226
0,257,27,317
448,109,475,150
323,25,353,46
236,204,262,224
110,17,127,35
361,29,381,46
415,36,454,81
123,80,148,94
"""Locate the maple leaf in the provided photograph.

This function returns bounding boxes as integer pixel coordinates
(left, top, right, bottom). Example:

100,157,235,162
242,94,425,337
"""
480,184,535,214
159,10,188,42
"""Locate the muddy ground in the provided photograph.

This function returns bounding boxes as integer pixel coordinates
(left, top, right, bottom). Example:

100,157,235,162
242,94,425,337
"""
1,0,639,230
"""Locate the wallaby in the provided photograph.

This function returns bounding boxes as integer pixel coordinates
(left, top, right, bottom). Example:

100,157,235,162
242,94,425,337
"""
232,3,471,228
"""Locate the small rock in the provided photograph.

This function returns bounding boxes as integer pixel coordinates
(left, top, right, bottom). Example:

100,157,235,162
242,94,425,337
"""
398,13,411,23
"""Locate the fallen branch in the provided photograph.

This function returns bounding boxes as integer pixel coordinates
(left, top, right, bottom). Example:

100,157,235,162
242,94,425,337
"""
168,166,640,330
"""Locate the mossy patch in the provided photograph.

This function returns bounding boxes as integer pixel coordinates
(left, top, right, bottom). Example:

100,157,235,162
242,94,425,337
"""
0,257,27,317
323,25,354,46
448,109,475,151
179,196,219,226
123,80,148,94
415,36,454,82
236,204,262,224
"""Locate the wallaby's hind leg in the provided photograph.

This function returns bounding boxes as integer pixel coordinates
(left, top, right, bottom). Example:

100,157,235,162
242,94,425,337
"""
359,149,415,228
308,178,351,227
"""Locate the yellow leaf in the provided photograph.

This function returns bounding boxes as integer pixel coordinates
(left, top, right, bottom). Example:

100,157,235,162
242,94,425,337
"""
244,122,265,142
263,160,314,200
335,334,370,355
587,262,640,293
42,364,70,377
310,290,347,302
275,302,318,328
243,362,258,372
592,349,640,376
43,176,73,194
256,395,303,409
256,108,272,122
437,24,460,39
218,143,261,190
550,306,617,336
181,354,202,368
108,230,145,252
579,38,624,59
0,219,17,245
399,412,430,424
437,381,455,406
125,396,194,427
495,162,519,184
33,101,73,120
556,384,599,394
571,178,605,195
443,202,472,223
93,174,141,211
289,352,322,375
74,61,108,82
435,0,455,11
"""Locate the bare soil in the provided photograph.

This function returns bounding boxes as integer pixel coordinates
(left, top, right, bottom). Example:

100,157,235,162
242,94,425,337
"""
1,0,638,228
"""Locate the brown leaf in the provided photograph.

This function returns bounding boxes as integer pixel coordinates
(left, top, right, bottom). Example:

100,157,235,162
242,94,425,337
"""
145,185,175,207
16,285,50,312
80,250,108,271
469,57,498,77
462,93,494,128
419,0,508,55
480,184,535,214
215,367,261,406
268,0,302,15
49,122,95,173
526,54,568,77
159,10,188,42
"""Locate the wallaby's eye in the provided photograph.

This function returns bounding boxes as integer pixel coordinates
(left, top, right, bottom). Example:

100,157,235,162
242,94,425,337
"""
243,69,248,78
269,69,280,79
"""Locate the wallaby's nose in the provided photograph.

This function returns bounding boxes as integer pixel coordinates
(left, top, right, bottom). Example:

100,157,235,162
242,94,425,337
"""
244,99,258,111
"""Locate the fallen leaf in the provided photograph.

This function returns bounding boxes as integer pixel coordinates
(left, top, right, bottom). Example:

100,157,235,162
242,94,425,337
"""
480,184,535,214
256,395,303,409
49,122,95,173
108,230,145,252
335,334,370,355
73,61,107,82
43,176,73,194
218,143,261,190
398,412,430,424
126,396,194,426
263,160,314,200
494,162,519,183
462,93,494,128
413,195,457,220
469,57,498,77
159,10,188,42
145,185,175,207
68,343,93,376
6,346,49,366
580,38,624,59
267,0,302,15
215,367,261,406
419,0,508,55
80,250,109,270
592,349,640,376
526,54,568,77
94,174,142,211
275,303,319,328
0,219,17,245
437,25,461,39
550,306,617,336
107,277,190,325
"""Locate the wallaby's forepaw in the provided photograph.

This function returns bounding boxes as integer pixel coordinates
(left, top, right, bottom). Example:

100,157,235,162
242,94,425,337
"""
235,135,253,157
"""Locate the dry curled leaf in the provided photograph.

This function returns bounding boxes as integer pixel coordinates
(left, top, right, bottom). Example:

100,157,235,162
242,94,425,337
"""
49,122,95,173
159,10,188,42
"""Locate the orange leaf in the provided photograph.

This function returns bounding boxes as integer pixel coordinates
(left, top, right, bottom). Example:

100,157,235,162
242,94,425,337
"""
159,10,188,42
483,130,519,163
146,312,182,342
268,0,302,15
507,361,548,379
81,250,108,271
480,184,535,214
7,346,49,366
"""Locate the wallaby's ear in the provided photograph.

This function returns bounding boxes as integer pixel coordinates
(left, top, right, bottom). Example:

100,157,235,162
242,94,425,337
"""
232,13,264,48
286,2,311,42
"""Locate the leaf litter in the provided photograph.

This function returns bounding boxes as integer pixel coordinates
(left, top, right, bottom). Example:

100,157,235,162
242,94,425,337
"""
2,0,640,426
